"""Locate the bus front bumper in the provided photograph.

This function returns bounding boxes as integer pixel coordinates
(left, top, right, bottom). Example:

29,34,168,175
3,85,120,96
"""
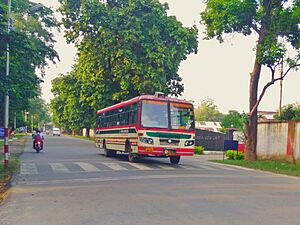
138,146,194,156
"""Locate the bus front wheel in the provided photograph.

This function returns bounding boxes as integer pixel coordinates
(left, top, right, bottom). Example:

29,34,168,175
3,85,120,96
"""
170,156,180,164
128,149,138,162
104,144,116,157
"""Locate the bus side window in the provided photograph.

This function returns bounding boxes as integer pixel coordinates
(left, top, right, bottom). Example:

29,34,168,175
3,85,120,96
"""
129,104,138,125
96,116,100,128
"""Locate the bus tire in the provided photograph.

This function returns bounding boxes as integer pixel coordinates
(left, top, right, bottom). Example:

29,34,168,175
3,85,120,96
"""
104,144,116,157
127,145,138,162
170,156,180,164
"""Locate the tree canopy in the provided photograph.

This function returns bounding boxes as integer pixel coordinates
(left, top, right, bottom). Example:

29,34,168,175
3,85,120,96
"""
194,97,223,121
274,103,300,120
52,0,198,132
201,0,300,160
0,0,59,127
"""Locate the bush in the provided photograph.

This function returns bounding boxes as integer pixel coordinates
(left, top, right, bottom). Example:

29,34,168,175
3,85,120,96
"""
225,150,244,160
194,146,205,155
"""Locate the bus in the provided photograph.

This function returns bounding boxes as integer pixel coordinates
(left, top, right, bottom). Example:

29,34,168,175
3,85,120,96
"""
95,92,195,164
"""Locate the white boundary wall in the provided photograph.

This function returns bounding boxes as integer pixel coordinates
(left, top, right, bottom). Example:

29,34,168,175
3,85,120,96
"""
257,121,300,163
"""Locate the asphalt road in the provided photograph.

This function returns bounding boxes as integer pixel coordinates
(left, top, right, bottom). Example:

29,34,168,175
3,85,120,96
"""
1,135,300,225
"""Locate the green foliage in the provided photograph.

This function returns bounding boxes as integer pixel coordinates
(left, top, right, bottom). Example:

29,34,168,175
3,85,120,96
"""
221,110,248,131
225,150,244,160
0,0,59,127
274,103,300,120
194,97,223,121
194,146,205,155
201,0,257,42
53,0,198,131
51,70,95,131
201,0,300,159
201,0,300,68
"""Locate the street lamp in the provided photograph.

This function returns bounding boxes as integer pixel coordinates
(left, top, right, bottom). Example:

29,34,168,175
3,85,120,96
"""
3,2,43,169
3,0,12,169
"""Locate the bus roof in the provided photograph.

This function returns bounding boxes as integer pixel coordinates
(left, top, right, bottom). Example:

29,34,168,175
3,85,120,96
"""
97,95,193,115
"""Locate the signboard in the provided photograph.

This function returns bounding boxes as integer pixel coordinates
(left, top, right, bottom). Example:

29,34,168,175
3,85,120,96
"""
0,127,4,138
224,140,238,151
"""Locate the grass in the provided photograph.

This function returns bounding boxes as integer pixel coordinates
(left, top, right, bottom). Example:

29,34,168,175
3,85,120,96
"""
0,135,26,201
0,133,28,144
0,155,20,182
211,159,300,177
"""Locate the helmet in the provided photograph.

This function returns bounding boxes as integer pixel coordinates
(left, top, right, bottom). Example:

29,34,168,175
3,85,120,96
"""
36,129,41,133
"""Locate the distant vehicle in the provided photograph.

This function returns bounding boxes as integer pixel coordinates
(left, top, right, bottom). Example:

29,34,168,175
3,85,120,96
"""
53,128,61,136
95,93,195,164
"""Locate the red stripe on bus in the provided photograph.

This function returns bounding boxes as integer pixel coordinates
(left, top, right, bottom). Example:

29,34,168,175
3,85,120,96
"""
96,126,138,131
97,95,193,114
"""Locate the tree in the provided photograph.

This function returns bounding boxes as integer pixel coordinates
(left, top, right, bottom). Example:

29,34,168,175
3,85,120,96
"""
51,67,95,136
274,103,300,120
201,0,300,160
53,0,198,133
0,0,59,127
27,97,51,130
58,0,198,99
194,97,223,121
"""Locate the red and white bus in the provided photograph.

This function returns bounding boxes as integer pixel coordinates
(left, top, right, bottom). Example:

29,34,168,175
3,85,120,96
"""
95,93,195,164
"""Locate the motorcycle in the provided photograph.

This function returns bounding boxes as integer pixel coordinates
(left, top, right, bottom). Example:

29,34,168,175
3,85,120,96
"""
34,140,43,153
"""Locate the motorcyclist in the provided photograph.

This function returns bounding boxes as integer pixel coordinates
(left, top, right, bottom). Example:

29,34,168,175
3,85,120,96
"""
33,129,44,149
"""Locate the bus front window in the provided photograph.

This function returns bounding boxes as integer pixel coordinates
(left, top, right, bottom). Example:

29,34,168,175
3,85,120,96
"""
170,103,194,130
141,101,168,129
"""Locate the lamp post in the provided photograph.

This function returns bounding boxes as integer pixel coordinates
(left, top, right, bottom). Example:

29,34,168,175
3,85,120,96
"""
31,115,33,132
24,111,29,133
3,0,12,169
3,2,43,168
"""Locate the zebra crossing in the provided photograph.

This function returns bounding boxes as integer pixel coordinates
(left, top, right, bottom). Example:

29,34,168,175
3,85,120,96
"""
20,161,237,175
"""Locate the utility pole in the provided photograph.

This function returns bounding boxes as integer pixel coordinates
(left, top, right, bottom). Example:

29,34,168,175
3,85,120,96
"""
279,58,283,117
4,0,12,169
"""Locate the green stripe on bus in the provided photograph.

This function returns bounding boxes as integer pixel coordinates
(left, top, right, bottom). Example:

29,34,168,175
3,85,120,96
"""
97,128,137,135
146,132,191,139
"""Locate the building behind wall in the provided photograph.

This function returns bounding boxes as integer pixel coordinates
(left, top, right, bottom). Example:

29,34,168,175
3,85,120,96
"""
195,121,222,132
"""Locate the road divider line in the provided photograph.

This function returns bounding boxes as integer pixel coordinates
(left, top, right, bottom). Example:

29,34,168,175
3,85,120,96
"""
102,162,128,171
20,163,38,175
19,174,230,186
50,163,70,173
74,162,100,172
155,164,177,170
126,162,153,170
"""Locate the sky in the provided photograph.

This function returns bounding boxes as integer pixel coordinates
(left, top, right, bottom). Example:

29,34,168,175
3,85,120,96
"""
33,0,300,113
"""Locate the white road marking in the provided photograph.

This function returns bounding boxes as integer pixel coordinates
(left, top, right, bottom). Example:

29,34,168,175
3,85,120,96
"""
74,162,100,172
102,162,128,171
127,162,153,170
19,174,229,186
155,164,177,170
50,163,70,173
20,163,38,175
179,165,210,170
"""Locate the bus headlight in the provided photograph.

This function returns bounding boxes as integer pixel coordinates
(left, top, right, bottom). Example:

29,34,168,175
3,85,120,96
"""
184,140,194,146
139,137,154,145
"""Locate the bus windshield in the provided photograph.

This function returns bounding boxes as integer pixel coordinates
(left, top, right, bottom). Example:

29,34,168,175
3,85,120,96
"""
141,100,194,130
170,103,194,130
141,101,168,129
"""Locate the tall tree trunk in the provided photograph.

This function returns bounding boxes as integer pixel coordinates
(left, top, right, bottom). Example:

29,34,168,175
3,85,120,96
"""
245,61,261,160
85,127,90,137
245,1,269,160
